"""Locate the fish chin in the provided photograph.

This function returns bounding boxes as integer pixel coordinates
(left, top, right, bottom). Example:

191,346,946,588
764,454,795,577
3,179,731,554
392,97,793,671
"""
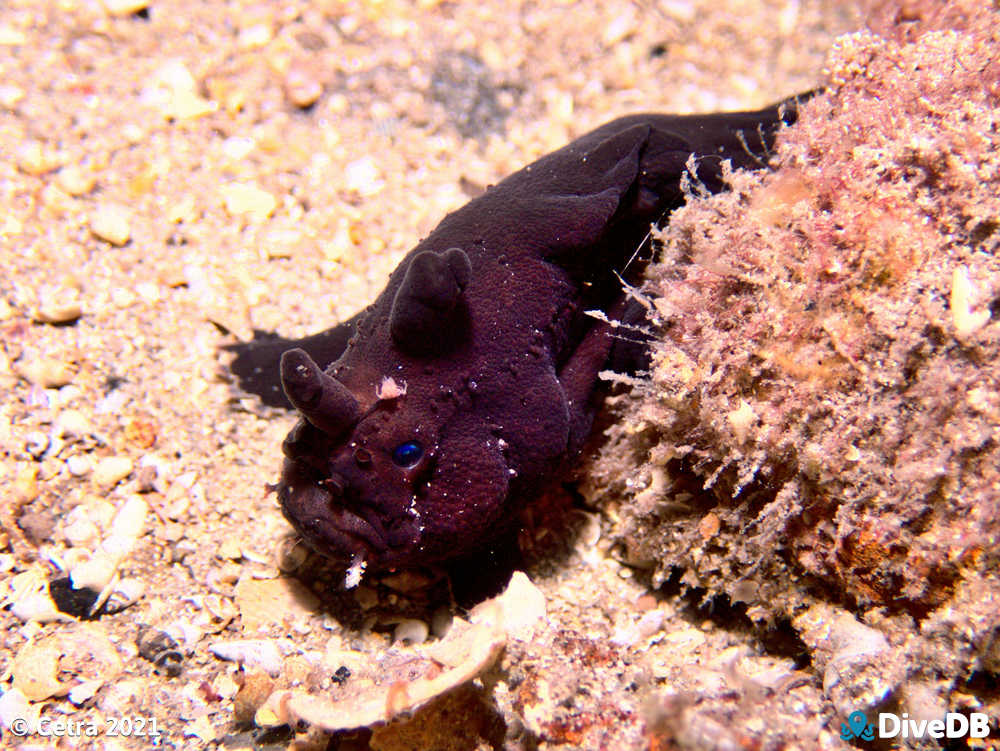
278,475,429,569
278,482,379,563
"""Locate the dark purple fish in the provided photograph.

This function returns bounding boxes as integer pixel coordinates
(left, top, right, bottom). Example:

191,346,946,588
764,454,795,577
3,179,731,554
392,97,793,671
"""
229,95,806,575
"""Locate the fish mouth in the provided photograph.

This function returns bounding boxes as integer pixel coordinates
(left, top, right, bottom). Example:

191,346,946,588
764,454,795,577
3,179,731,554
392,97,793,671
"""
279,481,382,562
278,460,421,567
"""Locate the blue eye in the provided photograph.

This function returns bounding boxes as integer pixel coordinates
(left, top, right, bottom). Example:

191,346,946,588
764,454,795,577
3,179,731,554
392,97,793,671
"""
392,441,423,467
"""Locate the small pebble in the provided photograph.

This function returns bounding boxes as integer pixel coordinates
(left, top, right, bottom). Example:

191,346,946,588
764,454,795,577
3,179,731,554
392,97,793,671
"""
52,384,82,407
237,23,273,50
108,495,148,542
662,627,708,650
70,550,118,592
1,217,22,241
93,455,134,488
16,140,62,175
34,293,83,324
14,465,39,504
10,592,68,624
344,156,384,196
46,435,65,460
85,498,117,530
220,135,255,161
66,454,92,477
15,355,73,388
284,63,323,108
95,389,128,415
157,521,186,542
0,24,26,45
393,619,430,645
122,124,145,144
24,431,49,459
259,227,302,260
68,679,103,706
951,265,991,340
212,671,240,701
63,517,100,547
138,454,170,492
602,8,637,46
111,286,136,308
91,203,132,246
150,59,196,95
41,182,73,212
233,670,274,725
25,388,49,409
610,623,641,648
164,619,203,652
635,594,658,611
56,409,91,439
637,609,666,638
203,593,238,623
101,0,150,17
143,60,217,120
185,716,216,743
18,510,56,545
0,83,25,109
134,464,158,493
163,485,191,519
218,538,242,560
57,165,96,196
219,182,277,220
210,640,284,677
698,512,721,540
135,281,161,304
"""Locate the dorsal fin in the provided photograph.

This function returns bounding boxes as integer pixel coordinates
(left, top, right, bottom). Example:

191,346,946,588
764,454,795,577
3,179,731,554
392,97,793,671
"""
390,247,472,356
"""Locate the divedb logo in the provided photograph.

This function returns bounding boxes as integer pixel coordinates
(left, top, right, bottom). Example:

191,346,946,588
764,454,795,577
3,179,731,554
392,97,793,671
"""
840,710,993,742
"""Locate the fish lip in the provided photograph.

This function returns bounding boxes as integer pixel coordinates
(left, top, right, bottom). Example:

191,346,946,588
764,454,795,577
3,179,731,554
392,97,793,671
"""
278,477,384,559
278,461,424,563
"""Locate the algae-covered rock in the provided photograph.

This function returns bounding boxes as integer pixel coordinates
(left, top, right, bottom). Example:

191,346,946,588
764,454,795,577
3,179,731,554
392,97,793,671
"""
588,0,1000,738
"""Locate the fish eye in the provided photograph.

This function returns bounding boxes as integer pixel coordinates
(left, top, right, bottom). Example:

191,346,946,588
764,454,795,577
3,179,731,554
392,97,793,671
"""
391,441,423,467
